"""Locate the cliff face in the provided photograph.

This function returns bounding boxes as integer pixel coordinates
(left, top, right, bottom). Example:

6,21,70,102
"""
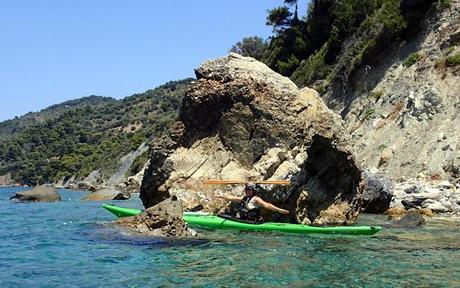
341,1,460,181
140,53,363,225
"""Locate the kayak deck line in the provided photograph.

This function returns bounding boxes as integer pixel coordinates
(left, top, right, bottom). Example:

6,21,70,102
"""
102,204,382,235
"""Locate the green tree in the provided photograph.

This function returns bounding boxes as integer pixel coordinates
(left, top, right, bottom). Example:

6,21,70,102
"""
262,0,424,91
229,36,268,60
284,0,300,24
266,6,292,33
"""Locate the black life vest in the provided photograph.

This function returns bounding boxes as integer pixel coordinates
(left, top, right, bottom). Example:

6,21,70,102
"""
239,196,260,221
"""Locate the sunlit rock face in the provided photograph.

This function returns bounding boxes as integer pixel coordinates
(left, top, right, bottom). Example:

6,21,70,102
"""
140,53,363,225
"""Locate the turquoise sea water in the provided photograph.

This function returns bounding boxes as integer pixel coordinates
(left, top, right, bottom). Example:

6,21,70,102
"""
1,187,459,287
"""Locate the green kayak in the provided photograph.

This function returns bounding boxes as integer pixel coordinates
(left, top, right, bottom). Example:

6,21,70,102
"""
103,204,142,217
102,204,382,235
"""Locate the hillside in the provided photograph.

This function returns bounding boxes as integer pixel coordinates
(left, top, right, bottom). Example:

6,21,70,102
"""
234,0,459,182
343,1,460,180
0,79,193,186
0,96,116,140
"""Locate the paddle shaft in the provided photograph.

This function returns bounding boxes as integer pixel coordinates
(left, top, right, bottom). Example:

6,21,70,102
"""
203,180,290,185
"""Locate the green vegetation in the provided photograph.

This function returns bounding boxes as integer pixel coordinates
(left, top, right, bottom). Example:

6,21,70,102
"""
362,108,376,120
403,52,421,67
291,44,330,86
436,52,460,69
0,79,192,185
263,0,413,87
266,6,293,32
0,96,115,140
370,89,384,101
438,0,452,9
230,36,268,61
377,143,388,151
231,0,435,95
446,53,460,66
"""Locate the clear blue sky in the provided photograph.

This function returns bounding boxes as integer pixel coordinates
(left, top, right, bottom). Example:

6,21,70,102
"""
0,1,309,121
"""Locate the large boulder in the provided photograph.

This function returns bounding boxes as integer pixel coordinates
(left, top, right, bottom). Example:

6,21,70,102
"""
10,186,61,202
360,170,394,213
140,53,363,225
116,197,196,237
82,187,129,201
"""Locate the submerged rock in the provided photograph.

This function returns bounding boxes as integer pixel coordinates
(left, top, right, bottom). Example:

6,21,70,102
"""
387,211,426,228
116,197,196,237
384,207,408,218
140,53,363,225
82,187,129,201
10,186,61,202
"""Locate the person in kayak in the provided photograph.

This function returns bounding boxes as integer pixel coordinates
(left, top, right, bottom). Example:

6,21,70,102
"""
216,182,289,221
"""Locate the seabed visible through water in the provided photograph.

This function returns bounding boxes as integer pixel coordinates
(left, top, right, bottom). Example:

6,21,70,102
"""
1,187,459,287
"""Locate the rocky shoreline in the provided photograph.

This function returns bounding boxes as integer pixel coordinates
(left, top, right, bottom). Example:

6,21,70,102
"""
392,178,460,214
363,170,460,218
5,173,459,217
134,53,460,234
5,37,460,235
5,52,459,238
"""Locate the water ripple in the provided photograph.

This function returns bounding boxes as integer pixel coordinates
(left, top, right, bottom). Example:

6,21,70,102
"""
1,188,460,287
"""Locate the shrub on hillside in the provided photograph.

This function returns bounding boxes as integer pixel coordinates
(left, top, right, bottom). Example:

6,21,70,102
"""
403,52,421,67
446,53,460,66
